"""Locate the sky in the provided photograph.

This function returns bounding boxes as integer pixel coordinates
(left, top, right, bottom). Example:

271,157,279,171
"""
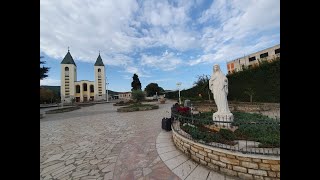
40,0,280,92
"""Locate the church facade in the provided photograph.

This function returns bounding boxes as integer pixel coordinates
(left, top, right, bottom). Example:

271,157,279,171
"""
60,50,106,103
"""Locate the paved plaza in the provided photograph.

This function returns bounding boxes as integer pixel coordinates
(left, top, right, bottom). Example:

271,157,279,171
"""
40,101,236,180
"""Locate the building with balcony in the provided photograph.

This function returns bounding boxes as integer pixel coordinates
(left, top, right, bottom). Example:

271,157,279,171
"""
227,44,280,74
60,49,107,103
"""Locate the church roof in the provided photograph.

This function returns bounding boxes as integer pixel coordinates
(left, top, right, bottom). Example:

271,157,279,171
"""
94,54,104,66
61,51,76,66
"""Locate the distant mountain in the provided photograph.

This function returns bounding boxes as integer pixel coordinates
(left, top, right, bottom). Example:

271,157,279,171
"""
40,85,119,96
41,86,60,96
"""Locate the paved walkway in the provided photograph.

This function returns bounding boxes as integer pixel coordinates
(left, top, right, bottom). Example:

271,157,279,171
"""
40,100,231,180
41,101,180,179
156,131,239,180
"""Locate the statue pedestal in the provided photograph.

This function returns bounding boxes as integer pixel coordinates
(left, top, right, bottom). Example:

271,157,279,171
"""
212,112,234,122
212,112,234,129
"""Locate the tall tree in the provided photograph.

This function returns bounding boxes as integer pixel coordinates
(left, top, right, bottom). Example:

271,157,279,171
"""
131,73,141,91
144,83,164,96
194,74,211,101
40,56,49,80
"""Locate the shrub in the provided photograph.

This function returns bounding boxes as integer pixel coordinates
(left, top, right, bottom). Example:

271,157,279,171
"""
132,90,145,102
219,129,235,141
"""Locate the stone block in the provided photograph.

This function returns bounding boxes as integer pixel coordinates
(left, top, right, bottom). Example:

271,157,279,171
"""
205,157,211,163
252,158,261,163
259,163,270,170
241,161,258,169
211,159,226,168
236,156,252,162
271,164,280,171
207,163,219,171
220,157,240,165
268,171,277,177
194,144,204,150
208,153,219,160
191,146,199,153
198,150,208,157
211,151,226,157
233,166,247,173
238,172,253,180
200,159,207,166
248,169,267,176
191,154,200,162
203,148,212,153
253,175,264,180
195,153,205,160
220,168,237,177
262,159,279,165
226,154,235,159
183,143,190,148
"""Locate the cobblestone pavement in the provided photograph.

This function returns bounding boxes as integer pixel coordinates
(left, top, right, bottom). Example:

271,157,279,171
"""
40,101,179,180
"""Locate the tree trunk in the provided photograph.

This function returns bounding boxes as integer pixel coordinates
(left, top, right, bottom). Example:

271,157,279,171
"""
250,95,252,104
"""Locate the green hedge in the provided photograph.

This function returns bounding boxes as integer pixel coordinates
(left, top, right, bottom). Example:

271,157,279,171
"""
227,58,280,103
167,58,279,103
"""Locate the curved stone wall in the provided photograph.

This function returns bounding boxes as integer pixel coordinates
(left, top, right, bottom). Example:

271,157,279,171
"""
172,128,280,180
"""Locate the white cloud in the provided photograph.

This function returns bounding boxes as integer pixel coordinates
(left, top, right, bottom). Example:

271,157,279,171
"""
41,0,279,81
41,0,139,61
192,0,280,64
40,78,61,86
141,51,183,71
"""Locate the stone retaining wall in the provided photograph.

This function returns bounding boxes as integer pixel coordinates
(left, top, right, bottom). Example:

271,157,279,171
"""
195,103,279,113
172,129,280,180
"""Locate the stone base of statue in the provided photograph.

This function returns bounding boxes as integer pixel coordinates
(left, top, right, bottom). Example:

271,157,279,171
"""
212,112,234,121
212,112,234,129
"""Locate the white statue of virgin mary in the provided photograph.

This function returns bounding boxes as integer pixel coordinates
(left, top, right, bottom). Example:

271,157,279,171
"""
209,64,234,121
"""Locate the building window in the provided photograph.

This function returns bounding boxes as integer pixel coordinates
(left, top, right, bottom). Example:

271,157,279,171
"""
76,85,80,93
275,48,280,54
83,83,87,91
249,56,256,62
260,52,268,58
65,67,69,76
90,85,94,92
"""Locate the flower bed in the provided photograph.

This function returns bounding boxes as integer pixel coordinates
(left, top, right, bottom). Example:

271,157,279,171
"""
117,103,159,112
45,106,81,114
174,111,280,148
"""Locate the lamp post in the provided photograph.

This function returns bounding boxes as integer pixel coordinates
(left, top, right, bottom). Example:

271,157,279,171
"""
106,78,109,102
176,82,182,105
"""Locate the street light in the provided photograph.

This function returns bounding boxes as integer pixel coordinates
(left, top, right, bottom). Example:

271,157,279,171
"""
176,82,182,105
106,77,109,102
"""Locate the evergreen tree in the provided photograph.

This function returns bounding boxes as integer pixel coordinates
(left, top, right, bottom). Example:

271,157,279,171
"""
144,83,164,96
131,73,142,91
40,56,49,80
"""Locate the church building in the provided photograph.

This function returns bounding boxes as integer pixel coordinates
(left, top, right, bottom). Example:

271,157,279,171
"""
60,49,106,103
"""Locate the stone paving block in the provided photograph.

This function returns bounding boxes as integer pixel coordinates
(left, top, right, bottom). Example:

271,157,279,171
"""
159,150,182,162
172,159,198,180
185,165,210,180
164,154,189,170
